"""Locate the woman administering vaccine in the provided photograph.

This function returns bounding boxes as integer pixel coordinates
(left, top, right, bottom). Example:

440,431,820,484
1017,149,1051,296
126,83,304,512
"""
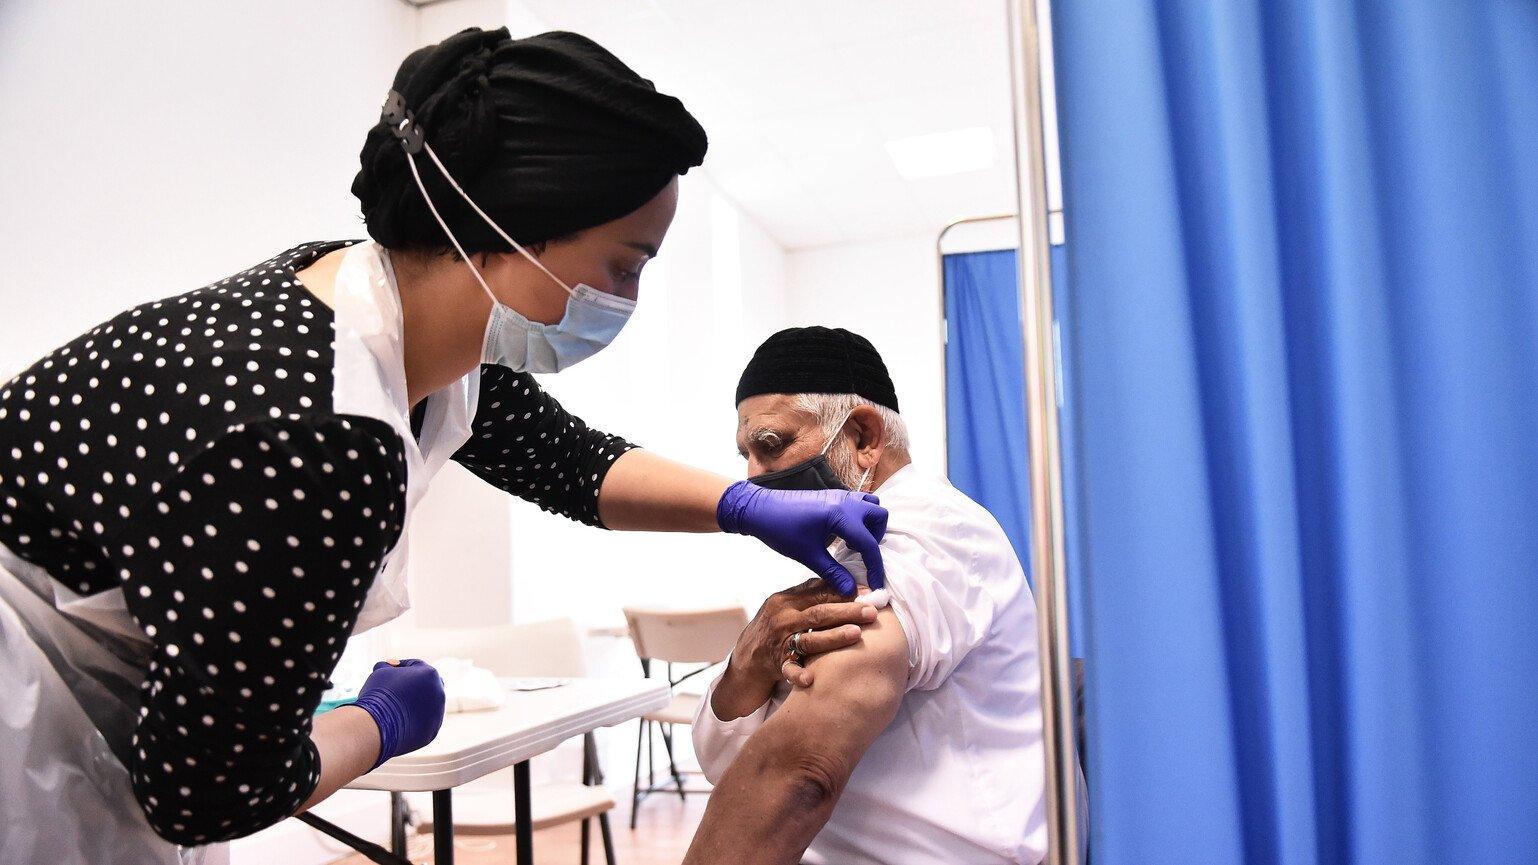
0,28,887,862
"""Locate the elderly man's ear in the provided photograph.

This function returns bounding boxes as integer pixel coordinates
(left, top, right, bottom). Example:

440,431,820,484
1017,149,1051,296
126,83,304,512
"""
848,404,886,468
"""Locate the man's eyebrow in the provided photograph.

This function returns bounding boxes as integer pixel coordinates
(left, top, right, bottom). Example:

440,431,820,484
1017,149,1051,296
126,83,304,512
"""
624,241,658,258
738,425,787,459
748,427,784,447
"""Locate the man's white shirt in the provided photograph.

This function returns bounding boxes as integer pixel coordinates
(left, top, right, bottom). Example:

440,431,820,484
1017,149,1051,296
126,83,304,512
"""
693,464,1048,865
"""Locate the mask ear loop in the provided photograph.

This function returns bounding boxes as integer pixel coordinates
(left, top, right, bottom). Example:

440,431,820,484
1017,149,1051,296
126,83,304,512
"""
401,147,501,305
384,92,578,305
856,468,874,493
820,409,856,457
416,143,579,299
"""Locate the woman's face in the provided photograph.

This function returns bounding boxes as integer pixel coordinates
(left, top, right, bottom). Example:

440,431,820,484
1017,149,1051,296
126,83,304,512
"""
483,177,680,325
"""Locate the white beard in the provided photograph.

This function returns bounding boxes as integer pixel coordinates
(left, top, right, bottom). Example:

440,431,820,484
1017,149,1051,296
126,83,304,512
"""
826,437,867,491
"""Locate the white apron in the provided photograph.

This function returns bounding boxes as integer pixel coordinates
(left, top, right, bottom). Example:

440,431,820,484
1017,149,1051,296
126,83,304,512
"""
0,242,474,861
0,542,216,865
331,241,478,634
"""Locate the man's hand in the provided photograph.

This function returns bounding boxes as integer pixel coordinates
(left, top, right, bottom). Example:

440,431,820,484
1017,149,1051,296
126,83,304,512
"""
711,579,878,721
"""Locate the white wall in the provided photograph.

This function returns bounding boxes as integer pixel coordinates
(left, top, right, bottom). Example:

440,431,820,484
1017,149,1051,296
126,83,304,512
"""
0,0,419,371
783,235,947,475
0,3,462,862
417,0,512,42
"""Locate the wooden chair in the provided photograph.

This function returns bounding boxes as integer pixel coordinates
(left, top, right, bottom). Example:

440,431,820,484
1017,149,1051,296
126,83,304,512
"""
620,605,748,828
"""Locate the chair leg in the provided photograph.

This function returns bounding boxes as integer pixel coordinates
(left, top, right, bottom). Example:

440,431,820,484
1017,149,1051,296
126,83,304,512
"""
631,719,645,830
659,723,686,800
599,811,617,865
581,817,591,865
646,719,656,790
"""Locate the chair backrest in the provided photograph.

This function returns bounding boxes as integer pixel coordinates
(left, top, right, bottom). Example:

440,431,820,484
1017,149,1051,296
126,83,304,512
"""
376,617,588,678
621,605,747,664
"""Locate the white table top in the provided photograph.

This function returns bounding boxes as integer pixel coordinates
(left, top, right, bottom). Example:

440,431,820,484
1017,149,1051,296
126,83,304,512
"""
348,677,670,792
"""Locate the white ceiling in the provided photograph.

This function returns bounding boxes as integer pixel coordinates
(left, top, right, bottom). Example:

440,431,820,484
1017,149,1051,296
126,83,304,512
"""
510,0,1018,250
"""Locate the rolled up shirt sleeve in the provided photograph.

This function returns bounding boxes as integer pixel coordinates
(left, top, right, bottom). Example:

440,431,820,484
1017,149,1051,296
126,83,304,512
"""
832,522,998,693
691,675,778,784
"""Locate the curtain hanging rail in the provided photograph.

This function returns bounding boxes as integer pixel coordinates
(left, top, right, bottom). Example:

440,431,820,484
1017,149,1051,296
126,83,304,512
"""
937,213,1021,252
1005,0,1079,861
935,213,1020,464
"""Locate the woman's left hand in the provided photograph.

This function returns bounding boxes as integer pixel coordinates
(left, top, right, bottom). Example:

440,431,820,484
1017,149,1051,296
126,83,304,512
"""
716,480,889,595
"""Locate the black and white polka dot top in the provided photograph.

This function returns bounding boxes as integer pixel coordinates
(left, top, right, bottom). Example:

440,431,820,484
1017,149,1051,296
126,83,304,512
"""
0,240,635,845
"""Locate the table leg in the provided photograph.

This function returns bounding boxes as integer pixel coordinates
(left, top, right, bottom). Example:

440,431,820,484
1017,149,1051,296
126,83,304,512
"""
514,760,534,865
390,792,407,857
295,812,411,865
433,789,453,865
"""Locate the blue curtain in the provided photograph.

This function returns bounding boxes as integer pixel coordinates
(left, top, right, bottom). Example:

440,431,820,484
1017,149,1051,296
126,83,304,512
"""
944,247,1088,655
944,250,1033,577
1051,2,1538,864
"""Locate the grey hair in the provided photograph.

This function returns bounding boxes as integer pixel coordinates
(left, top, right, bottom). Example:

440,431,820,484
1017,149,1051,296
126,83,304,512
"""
792,393,910,455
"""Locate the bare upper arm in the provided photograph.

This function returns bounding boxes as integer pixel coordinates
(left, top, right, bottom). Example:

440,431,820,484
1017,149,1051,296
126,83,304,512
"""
761,607,909,772
676,610,910,864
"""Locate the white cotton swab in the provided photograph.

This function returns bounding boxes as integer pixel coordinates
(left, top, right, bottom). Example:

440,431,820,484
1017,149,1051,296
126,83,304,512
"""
862,588,891,609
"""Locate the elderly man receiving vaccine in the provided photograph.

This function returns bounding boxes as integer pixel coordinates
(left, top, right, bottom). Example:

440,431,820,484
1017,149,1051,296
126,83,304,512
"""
684,327,1049,865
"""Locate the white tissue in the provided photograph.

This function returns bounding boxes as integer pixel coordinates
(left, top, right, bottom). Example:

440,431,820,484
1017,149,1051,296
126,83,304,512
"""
431,656,508,713
829,538,890,608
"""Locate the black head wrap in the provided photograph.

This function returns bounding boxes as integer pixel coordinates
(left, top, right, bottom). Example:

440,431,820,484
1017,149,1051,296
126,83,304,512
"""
736,327,900,413
353,28,708,251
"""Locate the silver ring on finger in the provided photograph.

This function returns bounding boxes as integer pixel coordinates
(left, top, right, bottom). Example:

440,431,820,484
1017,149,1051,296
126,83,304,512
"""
789,629,809,660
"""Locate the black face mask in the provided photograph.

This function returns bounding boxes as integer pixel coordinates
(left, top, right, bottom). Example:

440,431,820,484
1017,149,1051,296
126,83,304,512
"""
748,454,849,491
747,410,876,492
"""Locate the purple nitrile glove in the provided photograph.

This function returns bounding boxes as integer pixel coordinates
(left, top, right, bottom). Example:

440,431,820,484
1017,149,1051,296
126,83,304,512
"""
717,480,890,596
352,659,446,770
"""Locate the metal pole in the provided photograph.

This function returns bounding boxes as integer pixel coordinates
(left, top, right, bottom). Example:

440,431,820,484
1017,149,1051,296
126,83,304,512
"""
1004,0,1079,862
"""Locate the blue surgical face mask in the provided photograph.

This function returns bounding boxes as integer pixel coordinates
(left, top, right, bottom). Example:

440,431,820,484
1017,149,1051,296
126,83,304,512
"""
396,118,637,374
481,282,635,373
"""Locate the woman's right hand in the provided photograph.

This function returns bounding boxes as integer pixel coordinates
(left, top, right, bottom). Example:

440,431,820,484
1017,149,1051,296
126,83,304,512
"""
351,658,446,769
711,580,879,720
716,481,890,595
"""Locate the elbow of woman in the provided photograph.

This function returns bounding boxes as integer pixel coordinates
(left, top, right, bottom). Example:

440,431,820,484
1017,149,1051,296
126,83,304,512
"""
131,782,221,847
129,762,303,846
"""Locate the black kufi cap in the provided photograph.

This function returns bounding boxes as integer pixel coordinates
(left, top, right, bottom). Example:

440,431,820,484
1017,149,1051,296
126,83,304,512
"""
736,327,899,412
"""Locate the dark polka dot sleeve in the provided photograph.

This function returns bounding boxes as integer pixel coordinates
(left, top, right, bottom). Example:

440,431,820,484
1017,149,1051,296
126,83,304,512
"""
116,416,407,845
452,365,638,528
